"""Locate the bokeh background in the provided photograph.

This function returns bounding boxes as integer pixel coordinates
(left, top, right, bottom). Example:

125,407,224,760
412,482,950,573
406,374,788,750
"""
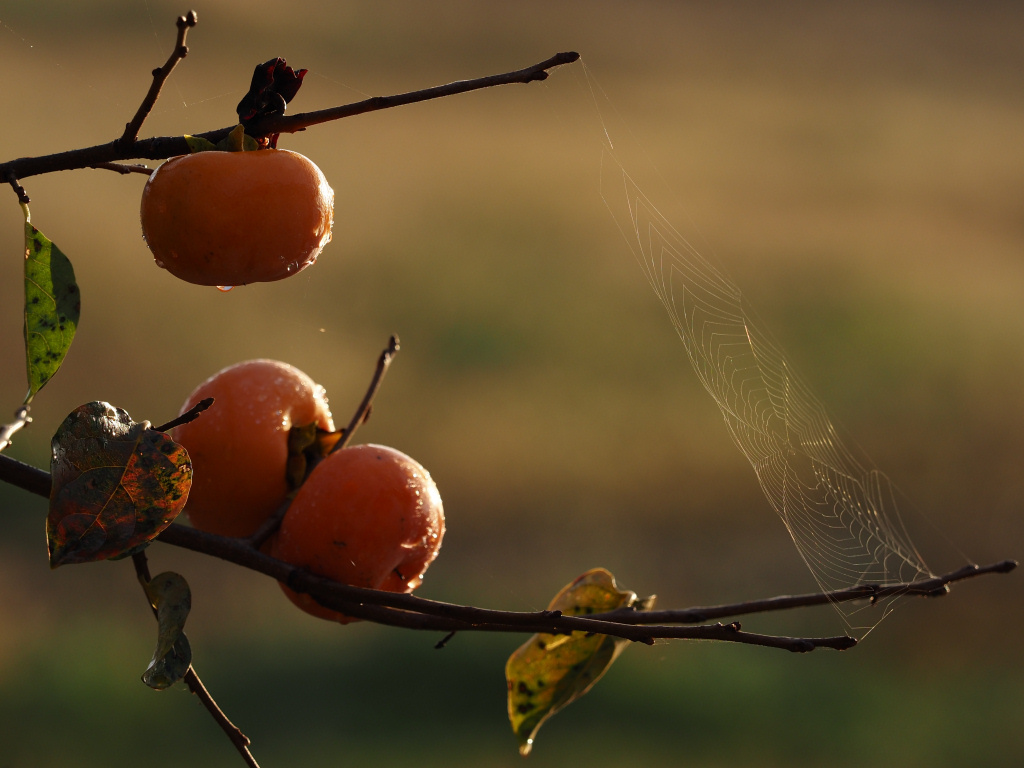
1,1,1022,766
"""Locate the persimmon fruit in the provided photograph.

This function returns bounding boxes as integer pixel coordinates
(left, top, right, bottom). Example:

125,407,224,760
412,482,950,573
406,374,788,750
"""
140,149,334,286
172,359,334,537
272,443,445,624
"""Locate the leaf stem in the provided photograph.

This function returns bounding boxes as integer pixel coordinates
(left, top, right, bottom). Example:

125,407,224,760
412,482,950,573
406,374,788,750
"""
0,406,32,454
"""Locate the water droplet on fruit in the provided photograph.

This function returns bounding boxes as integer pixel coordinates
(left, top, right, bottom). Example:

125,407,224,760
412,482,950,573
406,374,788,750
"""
216,285,233,292
154,258,166,269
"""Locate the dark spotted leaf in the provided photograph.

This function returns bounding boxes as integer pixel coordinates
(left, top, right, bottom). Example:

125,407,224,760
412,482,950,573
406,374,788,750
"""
47,402,192,567
505,568,655,755
23,212,80,402
141,571,193,690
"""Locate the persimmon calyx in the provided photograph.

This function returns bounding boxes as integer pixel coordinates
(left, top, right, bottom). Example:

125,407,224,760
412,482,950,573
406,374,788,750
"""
286,421,343,490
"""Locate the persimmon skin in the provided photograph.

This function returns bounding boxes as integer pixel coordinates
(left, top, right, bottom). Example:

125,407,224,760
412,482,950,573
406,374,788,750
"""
172,360,334,537
272,444,445,624
140,149,334,286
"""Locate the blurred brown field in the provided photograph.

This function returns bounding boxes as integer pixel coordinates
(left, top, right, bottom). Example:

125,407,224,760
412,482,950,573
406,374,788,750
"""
1,1,1022,766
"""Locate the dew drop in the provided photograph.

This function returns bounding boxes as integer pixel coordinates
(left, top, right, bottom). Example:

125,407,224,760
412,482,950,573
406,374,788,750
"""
216,285,233,293
154,258,166,269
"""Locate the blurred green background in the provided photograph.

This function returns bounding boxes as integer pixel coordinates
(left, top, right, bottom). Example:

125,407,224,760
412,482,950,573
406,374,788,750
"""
1,1,1022,765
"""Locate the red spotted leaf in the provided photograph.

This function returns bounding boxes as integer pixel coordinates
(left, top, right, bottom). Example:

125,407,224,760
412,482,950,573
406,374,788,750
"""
47,402,192,567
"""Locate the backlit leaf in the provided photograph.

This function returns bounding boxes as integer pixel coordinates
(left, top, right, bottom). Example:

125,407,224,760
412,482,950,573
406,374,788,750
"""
505,568,655,755
184,135,218,153
142,571,193,690
23,211,80,402
47,402,192,567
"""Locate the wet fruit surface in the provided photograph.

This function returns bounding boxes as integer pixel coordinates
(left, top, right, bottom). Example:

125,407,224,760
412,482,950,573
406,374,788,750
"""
173,359,334,537
272,443,445,623
140,149,334,286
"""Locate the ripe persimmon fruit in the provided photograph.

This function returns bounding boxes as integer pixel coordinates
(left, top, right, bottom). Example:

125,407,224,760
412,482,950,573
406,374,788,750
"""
272,443,445,623
172,359,334,537
140,149,334,286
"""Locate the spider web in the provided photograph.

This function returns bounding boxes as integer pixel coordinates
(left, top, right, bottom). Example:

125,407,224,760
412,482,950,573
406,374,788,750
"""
598,154,933,634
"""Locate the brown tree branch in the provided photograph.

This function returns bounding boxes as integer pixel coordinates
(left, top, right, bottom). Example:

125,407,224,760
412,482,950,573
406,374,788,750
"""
131,551,260,768
243,51,581,139
0,52,580,189
0,449,1014,653
333,333,400,452
119,11,198,148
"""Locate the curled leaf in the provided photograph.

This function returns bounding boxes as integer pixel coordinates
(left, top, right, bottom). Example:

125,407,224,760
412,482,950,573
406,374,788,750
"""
236,57,307,123
47,402,192,567
505,568,655,755
236,57,307,148
142,571,192,690
23,210,80,402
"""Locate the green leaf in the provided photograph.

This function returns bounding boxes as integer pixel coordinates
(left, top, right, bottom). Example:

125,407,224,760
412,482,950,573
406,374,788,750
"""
23,210,80,402
141,571,192,690
505,568,655,756
47,402,192,567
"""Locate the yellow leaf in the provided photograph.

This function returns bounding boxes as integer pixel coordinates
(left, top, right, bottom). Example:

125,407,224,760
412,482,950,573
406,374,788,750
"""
505,568,655,755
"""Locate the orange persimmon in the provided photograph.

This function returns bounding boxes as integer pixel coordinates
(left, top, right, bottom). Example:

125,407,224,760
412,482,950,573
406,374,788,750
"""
272,443,445,623
172,359,334,537
140,149,333,286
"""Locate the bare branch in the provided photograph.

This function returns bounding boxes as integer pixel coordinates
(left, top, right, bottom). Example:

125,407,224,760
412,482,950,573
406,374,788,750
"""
596,560,1020,626
244,51,581,139
0,451,1013,654
334,334,400,452
119,11,198,148
0,52,580,184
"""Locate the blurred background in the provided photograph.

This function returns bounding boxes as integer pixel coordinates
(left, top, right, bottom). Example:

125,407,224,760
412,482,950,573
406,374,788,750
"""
1,1,1022,765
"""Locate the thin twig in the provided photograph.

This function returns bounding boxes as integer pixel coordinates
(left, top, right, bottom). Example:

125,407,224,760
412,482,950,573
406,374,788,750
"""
131,551,260,768
244,51,581,140
248,336,400,549
153,397,214,433
90,162,153,176
118,11,198,148
334,334,400,452
0,452,1013,652
597,560,1021,625
0,406,32,454
0,52,580,184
